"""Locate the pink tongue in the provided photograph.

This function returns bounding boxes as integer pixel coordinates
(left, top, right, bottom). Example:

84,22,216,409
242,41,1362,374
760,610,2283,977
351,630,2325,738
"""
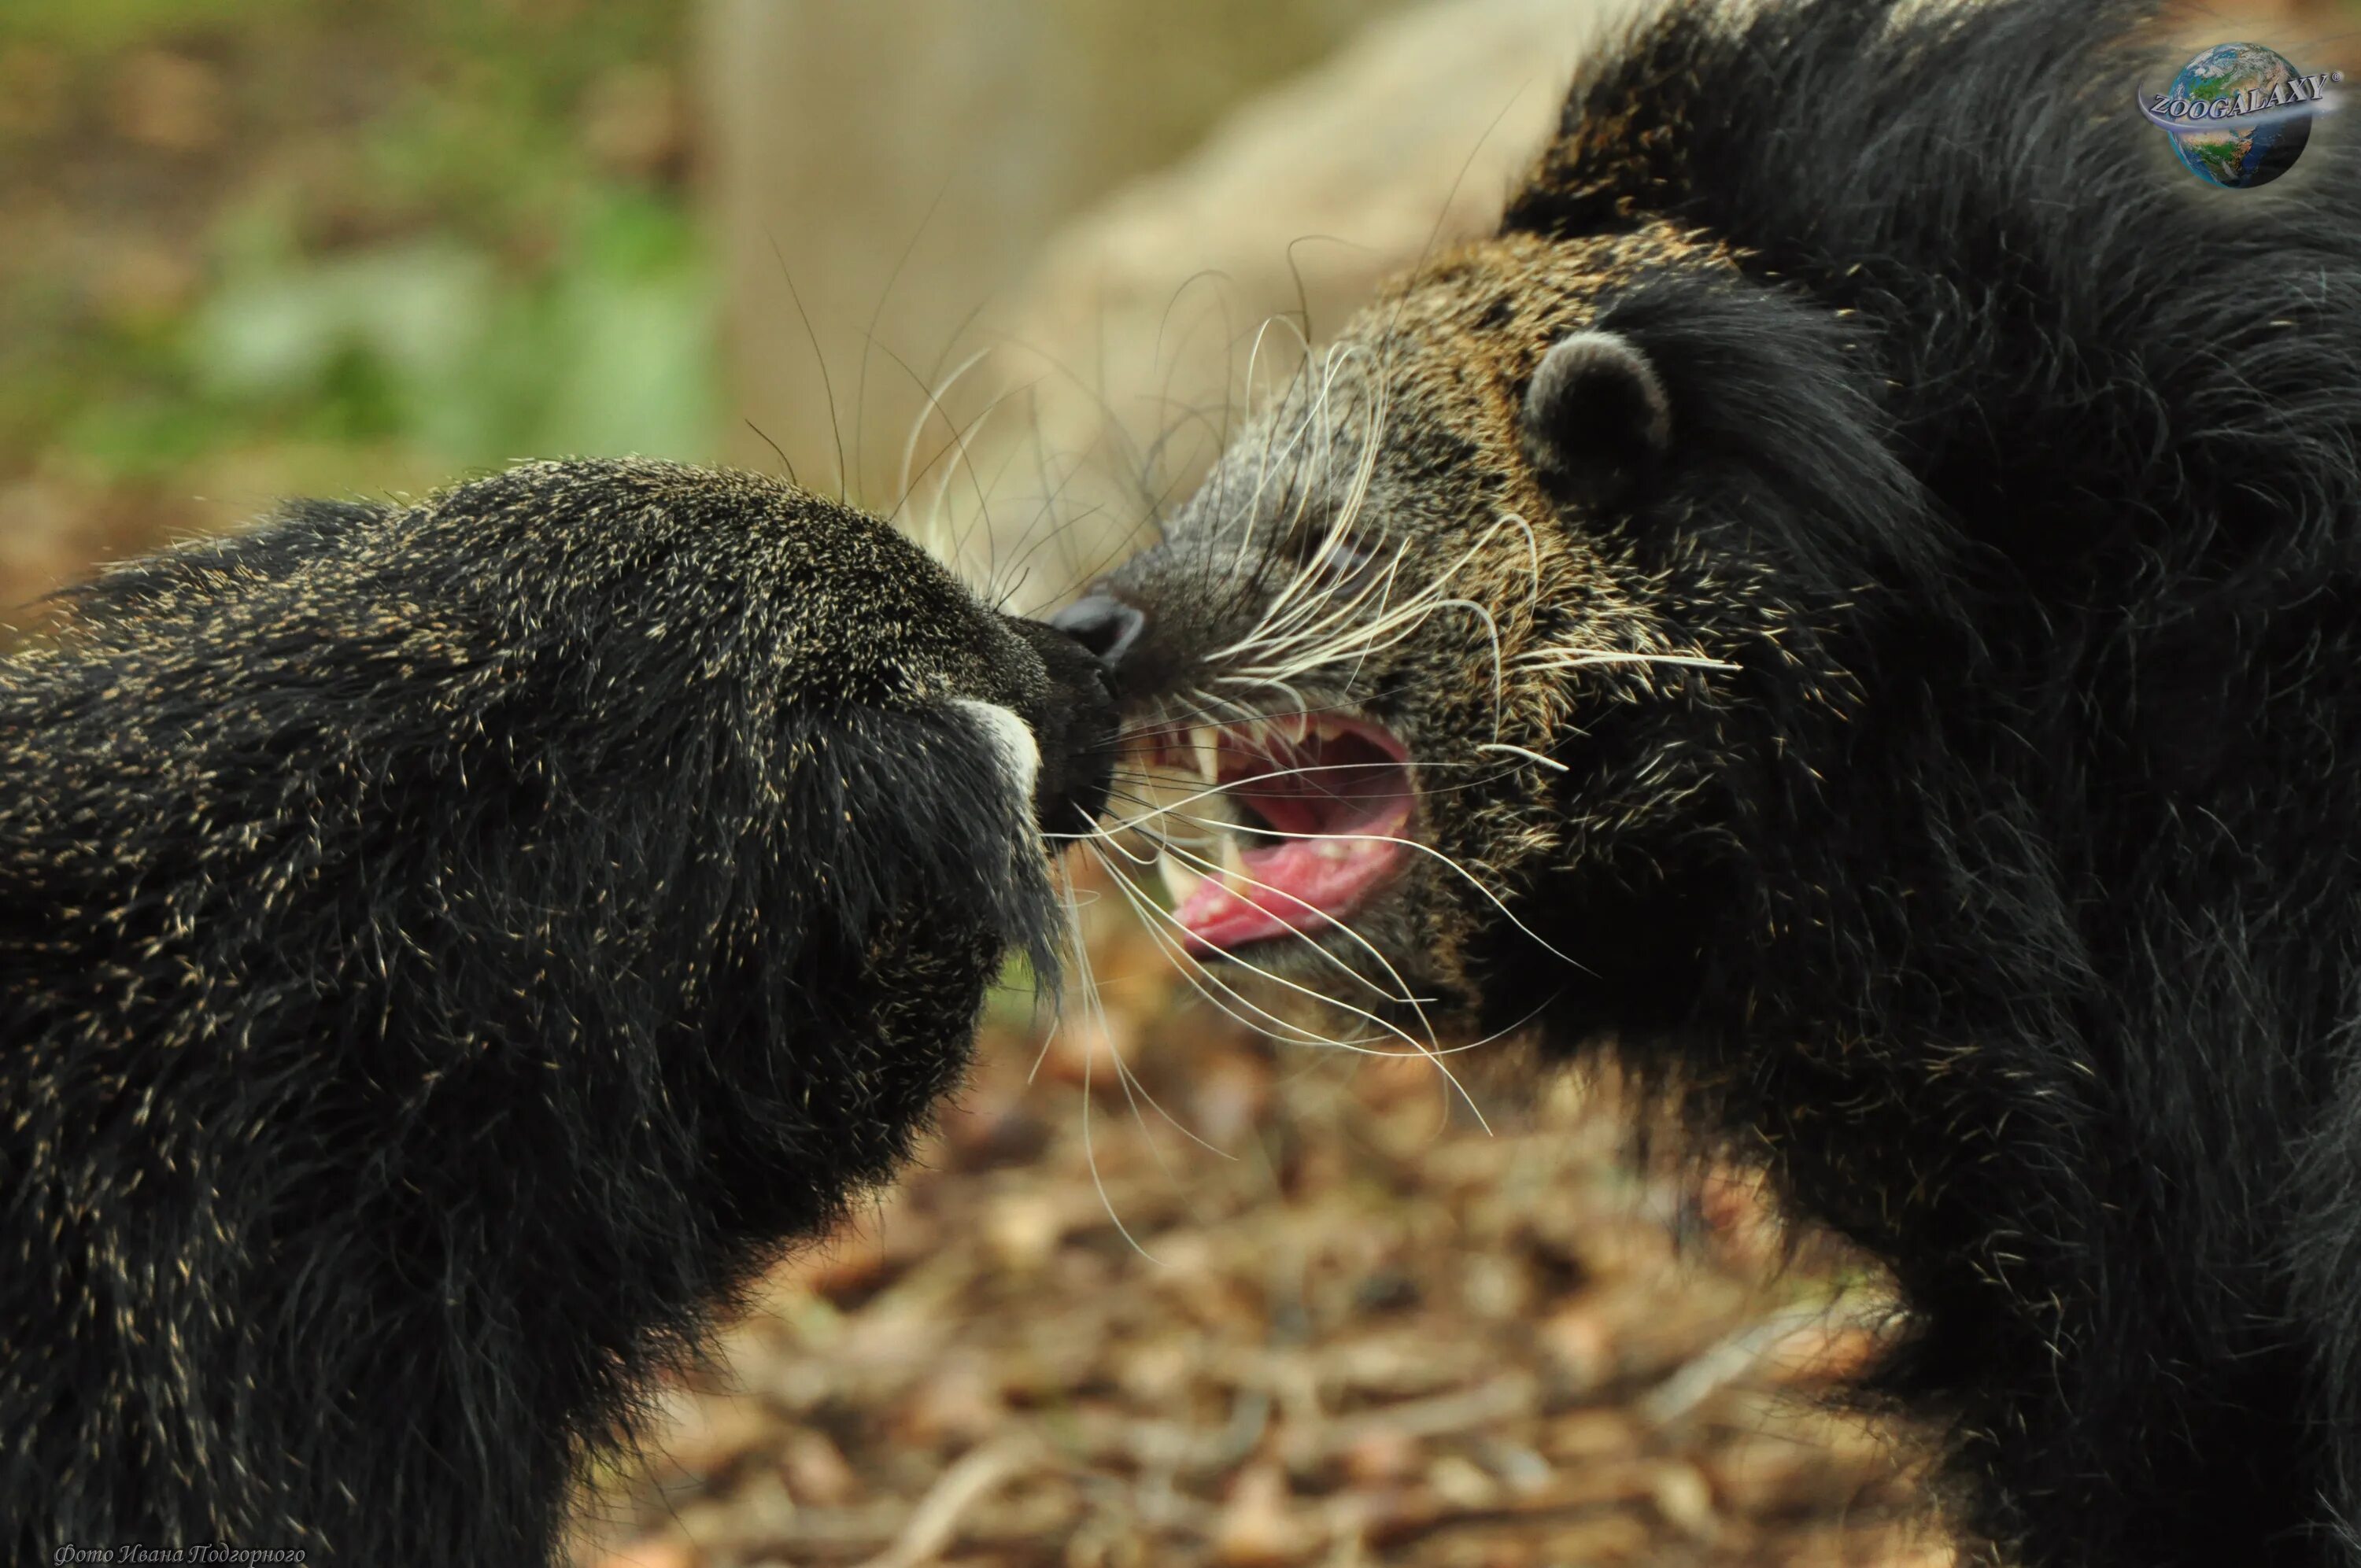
1177,834,1407,953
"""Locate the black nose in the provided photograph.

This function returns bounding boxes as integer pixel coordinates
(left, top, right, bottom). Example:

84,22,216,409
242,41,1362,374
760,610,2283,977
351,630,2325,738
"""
1050,593,1146,668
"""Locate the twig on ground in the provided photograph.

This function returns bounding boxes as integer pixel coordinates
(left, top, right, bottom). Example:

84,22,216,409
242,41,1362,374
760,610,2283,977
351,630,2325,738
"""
852,1430,1053,1568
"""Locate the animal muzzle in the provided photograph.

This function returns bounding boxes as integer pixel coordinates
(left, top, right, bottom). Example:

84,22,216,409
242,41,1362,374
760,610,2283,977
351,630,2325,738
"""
1011,615,1121,840
1051,588,1420,954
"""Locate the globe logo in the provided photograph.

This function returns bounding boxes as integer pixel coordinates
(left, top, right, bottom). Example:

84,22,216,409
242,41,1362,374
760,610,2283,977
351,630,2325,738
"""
2137,42,2341,188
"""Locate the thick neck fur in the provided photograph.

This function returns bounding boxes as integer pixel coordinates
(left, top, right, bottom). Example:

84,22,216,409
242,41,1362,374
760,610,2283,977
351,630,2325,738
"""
1482,2,2361,1558
0,460,1073,1564
1098,2,2361,1562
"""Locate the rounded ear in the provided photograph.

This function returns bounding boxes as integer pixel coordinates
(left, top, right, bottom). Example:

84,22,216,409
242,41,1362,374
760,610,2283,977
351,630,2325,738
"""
1520,329,1672,508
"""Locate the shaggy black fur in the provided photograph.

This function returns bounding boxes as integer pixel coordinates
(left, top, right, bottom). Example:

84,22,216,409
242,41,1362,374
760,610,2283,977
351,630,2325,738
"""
1503,6,2361,1562
1080,1,2361,1563
0,459,1115,1566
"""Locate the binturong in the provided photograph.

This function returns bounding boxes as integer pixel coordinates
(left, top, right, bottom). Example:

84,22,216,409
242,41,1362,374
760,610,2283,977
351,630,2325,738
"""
1054,0,2361,1563
0,458,1118,1566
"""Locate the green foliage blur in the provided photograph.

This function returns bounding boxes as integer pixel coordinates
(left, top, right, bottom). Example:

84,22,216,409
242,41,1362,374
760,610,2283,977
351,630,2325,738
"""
0,0,715,523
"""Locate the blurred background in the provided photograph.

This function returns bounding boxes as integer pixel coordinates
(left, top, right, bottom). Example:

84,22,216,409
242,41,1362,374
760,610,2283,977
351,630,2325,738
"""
3,0,2349,1563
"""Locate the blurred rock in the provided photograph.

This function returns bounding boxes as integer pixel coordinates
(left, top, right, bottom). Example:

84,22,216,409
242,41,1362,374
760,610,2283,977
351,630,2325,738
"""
947,0,1639,610
704,0,1637,608
701,0,1427,503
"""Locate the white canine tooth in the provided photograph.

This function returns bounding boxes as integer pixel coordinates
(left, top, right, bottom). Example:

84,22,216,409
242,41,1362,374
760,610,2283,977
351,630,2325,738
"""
1159,852,1203,908
1220,829,1250,884
1194,725,1221,787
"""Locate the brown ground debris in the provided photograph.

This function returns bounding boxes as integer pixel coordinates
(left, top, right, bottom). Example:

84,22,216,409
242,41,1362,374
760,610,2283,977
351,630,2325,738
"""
571,886,1952,1568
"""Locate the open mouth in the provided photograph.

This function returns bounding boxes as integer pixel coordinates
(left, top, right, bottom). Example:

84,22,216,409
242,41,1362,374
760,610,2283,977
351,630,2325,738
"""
1136,713,1416,954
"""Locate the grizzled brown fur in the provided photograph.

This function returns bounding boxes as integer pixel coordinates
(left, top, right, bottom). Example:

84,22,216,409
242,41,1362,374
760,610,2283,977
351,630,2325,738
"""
1085,2,2361,1564
0,458,1114,1566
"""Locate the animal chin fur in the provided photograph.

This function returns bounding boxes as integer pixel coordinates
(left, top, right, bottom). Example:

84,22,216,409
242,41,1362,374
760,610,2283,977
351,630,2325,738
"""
0,457,1114,1566
1090,1,2361,1564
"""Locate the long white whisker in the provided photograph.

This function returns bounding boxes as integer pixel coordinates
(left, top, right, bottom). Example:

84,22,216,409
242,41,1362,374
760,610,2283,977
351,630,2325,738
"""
1217,445,1387,658
892,345,996,558
1103,832,1487,1127
1225,538,1413,670
1476,742,1568,773
1243,597,1505,748
1063,895,1237,1169
1091,754,1495,843
1515,648,1741,673
1221,510,1513,669
926,379,1040,578
1224,349,1339,585
1218,345,1387,642
1167,810,1590,976
1093,841,1462,1076
1085,842,1393,1052
1060,880,1161,1264
1122,880,1483,1119
1085,847,1532,1066
1154,839,1430,1011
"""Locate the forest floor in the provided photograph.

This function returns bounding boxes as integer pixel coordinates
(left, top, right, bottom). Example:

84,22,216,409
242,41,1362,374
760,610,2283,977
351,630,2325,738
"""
50,6,2361,1562
570,880,1952,1568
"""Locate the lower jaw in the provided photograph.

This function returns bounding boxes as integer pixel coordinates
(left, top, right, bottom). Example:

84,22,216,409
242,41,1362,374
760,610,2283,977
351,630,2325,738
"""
1170,833,1411,956
1178,894,1372,957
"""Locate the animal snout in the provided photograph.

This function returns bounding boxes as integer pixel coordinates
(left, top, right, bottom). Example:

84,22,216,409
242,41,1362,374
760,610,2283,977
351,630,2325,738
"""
1050,592,1147,672
1009,614,1122,839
